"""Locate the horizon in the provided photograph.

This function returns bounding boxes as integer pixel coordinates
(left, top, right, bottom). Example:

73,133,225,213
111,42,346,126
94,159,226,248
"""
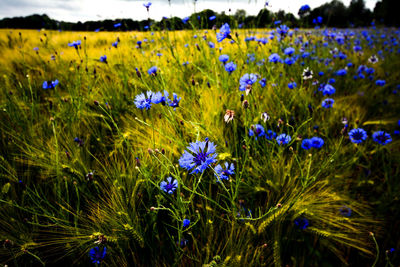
0,0,379,23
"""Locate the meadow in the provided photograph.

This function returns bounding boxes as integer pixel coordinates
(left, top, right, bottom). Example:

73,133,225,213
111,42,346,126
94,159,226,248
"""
0,24,399,266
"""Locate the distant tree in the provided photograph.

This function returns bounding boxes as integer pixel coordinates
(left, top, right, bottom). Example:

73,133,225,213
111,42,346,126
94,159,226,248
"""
256,9,272,28
373,0,400,26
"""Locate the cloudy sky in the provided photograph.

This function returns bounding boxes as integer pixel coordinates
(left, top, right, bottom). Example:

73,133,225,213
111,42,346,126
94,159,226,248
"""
0,0,378,22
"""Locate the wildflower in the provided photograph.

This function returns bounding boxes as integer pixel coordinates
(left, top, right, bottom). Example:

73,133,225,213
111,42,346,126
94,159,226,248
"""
310,137,324,148
214,162,235,181
89,246,106,264
249,124,265,140
209,15,216,21
86,171,94,181
261,112,270,122
321,98,334,108
134,91,159,110
348,128,368,144
268,53,281,63
68,40,81,49
376,80,386,86
182,17,190,24
302,67,313,80
288,82,297,89
160,177,178,194
284,47,295,56
339,206,352,217
224,62,237,73
239,73,257,91
99,55,107,63
143,2,152,10
178,139,218,174
208,41,215,48
114,23,121,28
368,55,378,64
167,92,181,110
147,66,158,76
43,79,59,89
294,218,309,230
217,23,231,42
276,133,291,145
112,41,118,48
183,219,190,228
372,131,392,145
284,57,294,65
259,78,267,88
277,24,290,36
336,69,347,76
265,130,276,140
322,84,336,96
219,54,229,63
299,4,311,13
224,109,235,123
301,139,312,150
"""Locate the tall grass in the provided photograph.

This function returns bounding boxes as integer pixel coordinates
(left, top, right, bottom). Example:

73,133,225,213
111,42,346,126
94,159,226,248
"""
0,25,399,266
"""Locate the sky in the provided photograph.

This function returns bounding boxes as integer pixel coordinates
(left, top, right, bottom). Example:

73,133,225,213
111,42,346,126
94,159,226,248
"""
0,0,379,23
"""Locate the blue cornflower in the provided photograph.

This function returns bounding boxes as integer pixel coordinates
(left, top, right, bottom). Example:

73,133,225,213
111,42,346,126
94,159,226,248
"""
336,69,347,76
214,162,235,182
219,54,229,63
143,2,152,9
265,130,276,140
89,246,106,264
376,80,386,86
288,82,297,89
114,23,121,28
294,218,309,230
167,92,181,110
249,124,265,140
321,98,334,108
277,25,290,36
339,206,352,217
322,84,336,96
43,79,59,89
301,139,312,150
147,66,158,75
276,133,291,145
217,23,231,42
348,128,368,144
259,78,267,88
225,62,236,73
209,15,216,21
284,47,295,56
182,17,190,24
208,41,215,48
239,73,257,91
160,177,178,194
99,55,107,63
274,20,281,25
178,139,217,174
134,91,159,110
299,4,311,13
310,137,324,148
268,53,281,63
68,40,81,49
183,219,190,228
112,41,118,48
372,131,392,145
284,57,295,65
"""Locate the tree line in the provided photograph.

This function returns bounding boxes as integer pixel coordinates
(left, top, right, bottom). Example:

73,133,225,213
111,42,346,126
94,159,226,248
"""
0,0,398,31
